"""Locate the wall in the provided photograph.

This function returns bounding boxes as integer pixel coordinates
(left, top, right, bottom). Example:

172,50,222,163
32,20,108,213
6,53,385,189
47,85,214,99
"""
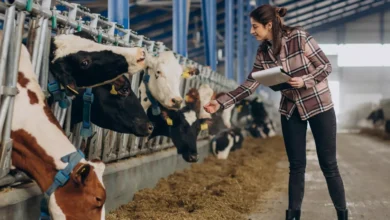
311,10,390,128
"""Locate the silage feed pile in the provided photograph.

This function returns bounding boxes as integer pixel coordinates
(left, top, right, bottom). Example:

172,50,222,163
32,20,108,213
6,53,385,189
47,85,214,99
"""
107,136,286,220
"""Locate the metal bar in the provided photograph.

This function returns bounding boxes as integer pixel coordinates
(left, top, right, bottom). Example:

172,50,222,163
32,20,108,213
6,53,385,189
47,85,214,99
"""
108,0,130,29
380,10,384,44
173,0,188,56
34,18,48,78
307,1,390,34
31,17,43,73
0,5,15,92
237,0,244,84
224,0,234,79
201,0,217,70
0,10,25,179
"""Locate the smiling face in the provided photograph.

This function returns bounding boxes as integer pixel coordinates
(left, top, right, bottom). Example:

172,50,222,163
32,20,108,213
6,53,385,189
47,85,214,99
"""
250,17,272,41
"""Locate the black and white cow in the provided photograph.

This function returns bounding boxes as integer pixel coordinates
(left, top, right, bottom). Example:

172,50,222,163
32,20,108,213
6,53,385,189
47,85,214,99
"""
210,127,244,159
247,97,276,138
47,32,152,136
49,32,146,95
147,103,200,162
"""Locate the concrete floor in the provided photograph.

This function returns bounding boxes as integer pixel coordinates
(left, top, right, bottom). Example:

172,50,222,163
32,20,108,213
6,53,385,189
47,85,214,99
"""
248,133,390,220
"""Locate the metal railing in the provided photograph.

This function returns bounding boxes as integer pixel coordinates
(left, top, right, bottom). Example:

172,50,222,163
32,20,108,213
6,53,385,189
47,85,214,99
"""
0,0,239,186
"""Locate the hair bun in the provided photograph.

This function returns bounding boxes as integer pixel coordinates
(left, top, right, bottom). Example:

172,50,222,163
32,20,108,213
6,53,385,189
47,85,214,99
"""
277,7,287,17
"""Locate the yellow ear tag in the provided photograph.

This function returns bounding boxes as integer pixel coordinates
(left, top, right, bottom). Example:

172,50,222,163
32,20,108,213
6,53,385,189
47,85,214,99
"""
166,117,173,126
201,123,208,130
110,84,118,95
182,70,190,79
185,95,190,102
236,105,243,112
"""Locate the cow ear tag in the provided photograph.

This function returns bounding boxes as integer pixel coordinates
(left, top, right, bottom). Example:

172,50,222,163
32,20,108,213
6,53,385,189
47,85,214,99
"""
182,69,190,79
185,95,190,102
166,117,173,126
201,123,208,130
236,105,243,112
110,84,118,95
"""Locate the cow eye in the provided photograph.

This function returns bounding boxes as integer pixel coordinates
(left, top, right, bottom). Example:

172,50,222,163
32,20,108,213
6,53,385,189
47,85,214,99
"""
80,59,90,69
157,71,161,75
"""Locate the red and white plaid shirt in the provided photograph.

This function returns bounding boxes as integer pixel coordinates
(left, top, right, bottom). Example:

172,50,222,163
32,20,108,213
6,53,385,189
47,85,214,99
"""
217,29,333,120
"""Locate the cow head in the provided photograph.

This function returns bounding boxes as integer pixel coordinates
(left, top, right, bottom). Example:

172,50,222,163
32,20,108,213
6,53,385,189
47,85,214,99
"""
49,32,146,95
184,88,200,115
211,128,243,159
47,161,106,220
198,84,214,119
147,106,199,163
144,51,187,110
70,75,154,136
235,99,253,126
250,97,268,122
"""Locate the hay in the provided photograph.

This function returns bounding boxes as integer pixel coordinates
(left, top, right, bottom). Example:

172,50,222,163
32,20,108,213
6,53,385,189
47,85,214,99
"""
107,136,286,220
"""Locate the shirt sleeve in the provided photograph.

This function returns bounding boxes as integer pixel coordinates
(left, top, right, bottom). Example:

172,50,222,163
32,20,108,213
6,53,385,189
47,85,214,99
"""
301,32,332,89
216,49,262,110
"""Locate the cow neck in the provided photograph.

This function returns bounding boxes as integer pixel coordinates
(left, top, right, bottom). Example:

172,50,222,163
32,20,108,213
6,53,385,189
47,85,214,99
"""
12,47,82,192
142,67,161,116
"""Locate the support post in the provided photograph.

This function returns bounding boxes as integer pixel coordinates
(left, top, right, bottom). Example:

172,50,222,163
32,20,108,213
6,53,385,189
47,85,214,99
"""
108,0,130,29
201,0,217,70
237,0,245,83
246,0,253,75
173,0,188,56
224,0,234,79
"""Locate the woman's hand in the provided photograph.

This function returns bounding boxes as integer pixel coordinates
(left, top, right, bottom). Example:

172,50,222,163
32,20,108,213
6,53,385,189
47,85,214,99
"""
287,77,304,88
203,100,221,114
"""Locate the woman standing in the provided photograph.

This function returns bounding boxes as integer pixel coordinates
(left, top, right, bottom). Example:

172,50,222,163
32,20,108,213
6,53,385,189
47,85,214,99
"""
203,4,348,220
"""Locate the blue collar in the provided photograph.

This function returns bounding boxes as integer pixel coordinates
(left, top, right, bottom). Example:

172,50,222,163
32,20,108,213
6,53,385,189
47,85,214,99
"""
40,149,85,220
143,71,161,116
80,88,94,138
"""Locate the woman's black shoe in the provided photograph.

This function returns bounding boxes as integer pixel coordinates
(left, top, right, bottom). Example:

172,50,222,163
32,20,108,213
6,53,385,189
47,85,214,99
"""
285,209,301,220
337,209,348,220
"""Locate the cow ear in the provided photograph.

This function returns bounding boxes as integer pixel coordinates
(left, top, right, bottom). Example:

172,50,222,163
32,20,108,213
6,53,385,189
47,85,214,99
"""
71,164,91,185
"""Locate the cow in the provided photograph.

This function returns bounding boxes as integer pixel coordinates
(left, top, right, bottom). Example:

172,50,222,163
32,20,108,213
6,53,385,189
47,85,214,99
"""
367,108,385,126
146,85,214,163
69,75,154,136
11,40,106,219
249,97,276,138
232,99,253,128
138,51,199,112
147,103,200,163
210,127,244,159
47,31,153,136
49,32,146,96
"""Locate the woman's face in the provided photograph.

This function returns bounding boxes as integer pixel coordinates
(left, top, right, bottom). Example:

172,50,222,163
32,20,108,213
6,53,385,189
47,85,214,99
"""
250,18,272,41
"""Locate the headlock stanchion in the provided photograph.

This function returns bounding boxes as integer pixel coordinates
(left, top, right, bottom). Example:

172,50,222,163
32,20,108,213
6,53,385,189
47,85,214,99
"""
0,0,248,188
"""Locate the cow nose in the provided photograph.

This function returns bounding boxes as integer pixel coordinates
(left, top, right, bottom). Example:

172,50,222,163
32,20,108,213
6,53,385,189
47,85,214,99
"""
189,154,199,162
147,123,154,134
171,98,183,108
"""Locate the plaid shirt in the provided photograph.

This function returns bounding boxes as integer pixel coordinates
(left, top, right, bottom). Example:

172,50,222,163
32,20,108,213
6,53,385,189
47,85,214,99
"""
217,29,333,120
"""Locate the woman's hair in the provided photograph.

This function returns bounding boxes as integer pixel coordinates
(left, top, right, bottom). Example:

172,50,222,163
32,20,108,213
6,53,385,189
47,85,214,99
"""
250,4,300,56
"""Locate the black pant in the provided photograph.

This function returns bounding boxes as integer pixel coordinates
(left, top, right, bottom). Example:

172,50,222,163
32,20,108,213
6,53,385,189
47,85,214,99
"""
281,108,347,211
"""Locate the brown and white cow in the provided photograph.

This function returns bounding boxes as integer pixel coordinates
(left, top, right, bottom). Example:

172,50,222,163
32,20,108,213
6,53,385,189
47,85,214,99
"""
8,39,116,219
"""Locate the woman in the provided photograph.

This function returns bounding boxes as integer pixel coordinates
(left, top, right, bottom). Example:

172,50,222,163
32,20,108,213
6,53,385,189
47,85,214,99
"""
203,4,348,220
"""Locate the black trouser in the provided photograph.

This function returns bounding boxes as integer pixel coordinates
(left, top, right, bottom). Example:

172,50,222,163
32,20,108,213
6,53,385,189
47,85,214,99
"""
281,108,347,211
